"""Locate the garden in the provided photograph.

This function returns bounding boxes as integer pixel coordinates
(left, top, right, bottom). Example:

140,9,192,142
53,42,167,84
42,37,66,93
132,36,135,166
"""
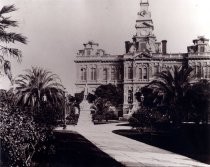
1,4,210,166
114,66,210,164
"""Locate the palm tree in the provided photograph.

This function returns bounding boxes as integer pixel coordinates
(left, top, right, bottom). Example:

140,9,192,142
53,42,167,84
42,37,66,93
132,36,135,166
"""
149,65,194,124
15,67,64,123
0,5,27,82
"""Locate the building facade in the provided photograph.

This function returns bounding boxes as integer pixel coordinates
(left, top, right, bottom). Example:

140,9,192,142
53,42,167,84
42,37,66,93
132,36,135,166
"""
75,0,210,114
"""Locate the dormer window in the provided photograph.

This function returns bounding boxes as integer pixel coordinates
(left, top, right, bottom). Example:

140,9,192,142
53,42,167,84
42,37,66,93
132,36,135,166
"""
200,46,205,53
87,49,91,55
140,43,146,51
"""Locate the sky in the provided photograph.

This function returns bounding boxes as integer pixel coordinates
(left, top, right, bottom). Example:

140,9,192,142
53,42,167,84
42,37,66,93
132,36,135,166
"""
0,0,210,94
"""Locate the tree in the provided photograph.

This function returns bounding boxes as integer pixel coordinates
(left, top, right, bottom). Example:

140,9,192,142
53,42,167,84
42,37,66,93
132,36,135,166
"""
149,66,194,124
90,84,123,121
0,5,27,82
87,93,96,103
186,79,210,123
135,87,162,108
94,84,123,107
15,67,65,124
74,91,84,104
1,67,66,166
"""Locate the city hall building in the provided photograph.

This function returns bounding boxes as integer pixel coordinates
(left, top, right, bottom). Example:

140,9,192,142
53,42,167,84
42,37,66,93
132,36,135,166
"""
75,0,210,114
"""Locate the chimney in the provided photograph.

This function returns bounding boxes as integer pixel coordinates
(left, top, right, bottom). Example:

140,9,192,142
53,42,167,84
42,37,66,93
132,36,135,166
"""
125,41,130,53
162,40,167,55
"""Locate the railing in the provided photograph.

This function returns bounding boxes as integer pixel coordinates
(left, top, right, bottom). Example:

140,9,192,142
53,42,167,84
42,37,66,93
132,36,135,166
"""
188,52,210,58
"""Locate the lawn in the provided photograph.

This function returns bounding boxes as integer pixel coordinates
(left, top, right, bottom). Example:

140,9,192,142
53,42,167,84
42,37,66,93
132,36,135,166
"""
33,131,124,167
113,123,210,164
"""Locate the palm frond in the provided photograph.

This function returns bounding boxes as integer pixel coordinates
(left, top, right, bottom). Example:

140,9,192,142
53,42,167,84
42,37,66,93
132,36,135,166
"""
15,67,65,111
0,30,27,44
0,5,16,15
0,17,18,28
0,46,22,62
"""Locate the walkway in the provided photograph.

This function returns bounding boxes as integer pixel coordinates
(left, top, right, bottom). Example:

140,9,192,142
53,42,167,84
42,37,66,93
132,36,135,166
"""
55,102,209,167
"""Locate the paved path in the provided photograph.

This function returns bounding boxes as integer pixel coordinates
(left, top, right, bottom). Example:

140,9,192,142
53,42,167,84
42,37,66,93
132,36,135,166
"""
55,102,209,167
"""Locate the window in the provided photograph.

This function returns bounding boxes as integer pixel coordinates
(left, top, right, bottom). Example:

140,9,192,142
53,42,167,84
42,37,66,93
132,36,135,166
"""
128,89,133,104
200,46,205,53
142,67,148,79
203,67,208,78
140,43,146,51
208,67,210,78
128,67,133,79
154,66,159,75
91,68,96,80
197,65,202,78
111,68,115,80
87,49,91,55
81,68,87,81
139,68,142,79
103,68,108,80
117,68,122,80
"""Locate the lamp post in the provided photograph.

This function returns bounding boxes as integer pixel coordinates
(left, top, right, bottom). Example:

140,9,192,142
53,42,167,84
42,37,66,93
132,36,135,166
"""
63,88,68,129
140,94,144,107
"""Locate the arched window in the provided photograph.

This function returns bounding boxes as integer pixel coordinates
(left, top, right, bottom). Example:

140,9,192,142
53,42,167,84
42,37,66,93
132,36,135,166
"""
81,68,87,81
154,66,159,75
87,49,91,56
128,67,133,79
142,67,148,79
203,66,207,78
139,68,142,79
208,66,210,78
91,67,96,80
197,65,202,78
200,46,205,53
103,68,108,81
111,68,115,80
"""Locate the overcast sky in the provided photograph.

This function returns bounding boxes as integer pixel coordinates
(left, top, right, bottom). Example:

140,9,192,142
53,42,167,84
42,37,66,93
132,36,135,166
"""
0,0,210,94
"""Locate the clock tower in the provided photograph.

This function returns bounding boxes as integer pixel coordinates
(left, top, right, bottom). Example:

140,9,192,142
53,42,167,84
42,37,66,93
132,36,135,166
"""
125,0,159,54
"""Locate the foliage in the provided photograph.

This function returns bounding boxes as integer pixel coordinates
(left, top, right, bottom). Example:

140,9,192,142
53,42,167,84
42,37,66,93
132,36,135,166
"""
1,67,66,166
86,93,96,103
65,94,80,125
74,91,84,104
129,110,152,128
0,5,27,82
0,104,56,167
88,84,123,122
185,79,210,123
134,66,209,127
91,97,117,122
149,65,194,124
1,107,37,167
15,67,65,125
94,84,123,107
135,87,162,108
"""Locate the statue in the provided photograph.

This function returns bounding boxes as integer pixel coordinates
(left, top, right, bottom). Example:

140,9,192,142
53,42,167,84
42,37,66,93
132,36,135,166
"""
84,83,88,100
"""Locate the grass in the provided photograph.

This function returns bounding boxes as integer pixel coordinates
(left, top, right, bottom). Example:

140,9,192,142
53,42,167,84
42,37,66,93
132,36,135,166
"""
113,123,210,164
34,131,124,167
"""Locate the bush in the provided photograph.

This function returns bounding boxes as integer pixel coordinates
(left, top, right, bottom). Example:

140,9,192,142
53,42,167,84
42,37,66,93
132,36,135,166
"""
129,110,151,128
0,108,54,167
128,108,168,130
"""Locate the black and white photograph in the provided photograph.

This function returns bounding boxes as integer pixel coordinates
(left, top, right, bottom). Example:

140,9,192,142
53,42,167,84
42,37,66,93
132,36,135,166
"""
0,0,210,166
